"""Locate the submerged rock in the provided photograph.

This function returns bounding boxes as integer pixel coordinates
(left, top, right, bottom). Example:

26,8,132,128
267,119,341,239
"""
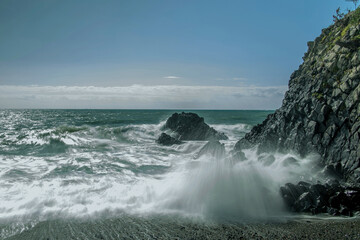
195,140,226,159
164,112,228,141
282,157,299,167
156,133,182,146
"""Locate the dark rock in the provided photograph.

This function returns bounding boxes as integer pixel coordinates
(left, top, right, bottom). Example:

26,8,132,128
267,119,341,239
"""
233,10,360,184
280,183,306,208
196,140,225,159
280,180,360,216
309,184,329,199
232,150,247,162
327,207,340,216
339,205,352,216
156,133,182,146
282,157,299,167
234,138,253,151
258,154,275,166
293,192,314,212
329,191,350,209
336,39,360,50
164,112,228,141
322,165,343,179
347,190,360,210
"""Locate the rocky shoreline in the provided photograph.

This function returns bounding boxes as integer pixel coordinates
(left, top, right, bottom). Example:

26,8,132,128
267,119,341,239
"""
233,9,360,216
4,215,360,240
153,9,360,220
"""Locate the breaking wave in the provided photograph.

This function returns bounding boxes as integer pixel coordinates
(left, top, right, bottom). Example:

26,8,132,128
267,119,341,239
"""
0,110,322,238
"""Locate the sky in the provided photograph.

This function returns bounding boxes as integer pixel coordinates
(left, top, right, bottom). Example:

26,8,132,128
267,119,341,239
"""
0,0,356,109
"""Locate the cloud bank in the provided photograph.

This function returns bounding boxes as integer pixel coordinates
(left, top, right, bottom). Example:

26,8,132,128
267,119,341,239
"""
0,85,287,109
163,76,181,79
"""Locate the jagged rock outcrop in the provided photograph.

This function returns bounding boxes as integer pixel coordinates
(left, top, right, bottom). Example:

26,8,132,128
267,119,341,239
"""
156,133,182,146
235,9,360,183
280,180,360,216
162,112,228,141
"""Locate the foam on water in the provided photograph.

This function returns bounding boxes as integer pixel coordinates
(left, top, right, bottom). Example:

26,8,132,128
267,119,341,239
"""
0,110,324,237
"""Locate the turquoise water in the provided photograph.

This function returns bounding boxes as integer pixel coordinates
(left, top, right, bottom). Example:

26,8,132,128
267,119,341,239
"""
0,109,320,239
0,109,272,157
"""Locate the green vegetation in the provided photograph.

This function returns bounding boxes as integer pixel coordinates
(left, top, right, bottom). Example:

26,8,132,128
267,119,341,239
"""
321,81,330,89
312,92,324,100
331,65,340,74
352,35,360,40
321,35,327,43
349,7,360,24
341,24,351,37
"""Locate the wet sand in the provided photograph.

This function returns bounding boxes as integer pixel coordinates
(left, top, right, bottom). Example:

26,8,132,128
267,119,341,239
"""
3,214,360,240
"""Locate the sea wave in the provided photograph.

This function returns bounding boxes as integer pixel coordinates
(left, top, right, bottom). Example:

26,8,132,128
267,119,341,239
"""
0,110,325,238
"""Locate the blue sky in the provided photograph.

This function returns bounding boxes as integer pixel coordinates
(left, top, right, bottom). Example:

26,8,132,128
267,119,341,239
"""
0,0,356,109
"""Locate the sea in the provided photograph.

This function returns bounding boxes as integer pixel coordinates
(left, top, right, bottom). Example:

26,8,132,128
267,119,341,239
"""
0,109,321,239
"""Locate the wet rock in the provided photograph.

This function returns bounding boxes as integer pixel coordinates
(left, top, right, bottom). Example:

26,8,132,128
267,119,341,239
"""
232,150,247,162
156,133,182,146
339,206,352,216
293,192,314,212
164,112,228,141
258,154,275,166
327,207,340,216
280,183,305,208
322,164,343,179
195,140,225,159
280,181,360,216
282,157,299,167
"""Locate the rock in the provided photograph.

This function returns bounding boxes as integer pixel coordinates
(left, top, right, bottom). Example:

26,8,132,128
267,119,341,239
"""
156,133,182,146
164,112,228,141
195,140,225,159
282,157,299,167
322,164,343,179
327,207,340,216
233,9,360,184
280,180,360,216
309,184,329,198
293,192,314,212
258,154,275,166
232,150,247,162
336,39,360,50
280,183,306,208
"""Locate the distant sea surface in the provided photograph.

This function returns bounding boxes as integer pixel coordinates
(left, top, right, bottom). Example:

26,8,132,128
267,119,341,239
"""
2,109,319,239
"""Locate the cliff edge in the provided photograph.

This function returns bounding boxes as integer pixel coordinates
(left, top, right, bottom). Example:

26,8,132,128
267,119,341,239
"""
235,9,360,183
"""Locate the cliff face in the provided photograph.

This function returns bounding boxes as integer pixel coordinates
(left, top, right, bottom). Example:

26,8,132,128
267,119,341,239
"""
235,9,360,183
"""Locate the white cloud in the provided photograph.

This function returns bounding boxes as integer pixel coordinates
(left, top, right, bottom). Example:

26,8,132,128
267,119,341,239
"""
232,77,247,81
0,85,288,109
163,76,180,79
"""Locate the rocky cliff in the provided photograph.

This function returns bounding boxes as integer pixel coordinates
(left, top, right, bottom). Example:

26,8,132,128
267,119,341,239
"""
235,9,360,183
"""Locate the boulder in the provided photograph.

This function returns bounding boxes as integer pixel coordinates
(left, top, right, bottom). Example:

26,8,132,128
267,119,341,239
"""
232,150,247,162
282,157,299,167
258,154,275,166
280,180,360,216
156,133,182,146
164,112,228,141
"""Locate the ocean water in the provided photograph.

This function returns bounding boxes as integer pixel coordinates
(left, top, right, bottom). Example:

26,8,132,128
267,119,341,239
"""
0,109,321,238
